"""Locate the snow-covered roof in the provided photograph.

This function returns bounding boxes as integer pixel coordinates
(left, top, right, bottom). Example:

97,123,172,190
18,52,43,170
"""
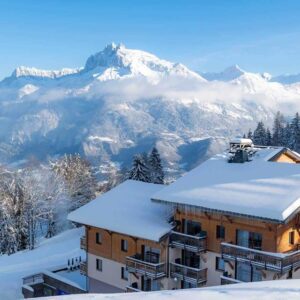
153,147,300,222
230,138,253,145
68,180,172,242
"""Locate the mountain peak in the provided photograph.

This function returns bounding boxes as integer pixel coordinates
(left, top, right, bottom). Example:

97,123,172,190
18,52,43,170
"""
84,43,131,71
201,64,245,81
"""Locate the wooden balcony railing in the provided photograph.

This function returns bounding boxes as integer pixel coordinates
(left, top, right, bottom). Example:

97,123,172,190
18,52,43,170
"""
80,261,87,275
169,262,207,285
126,255,166,279
221,242,300,273
169,231,207,253
80,236,87,251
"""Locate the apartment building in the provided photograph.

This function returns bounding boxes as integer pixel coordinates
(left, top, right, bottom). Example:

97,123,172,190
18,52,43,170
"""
68,139,300,292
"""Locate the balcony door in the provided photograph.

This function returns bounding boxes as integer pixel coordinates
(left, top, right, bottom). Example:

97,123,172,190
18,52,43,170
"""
236,230,262,250
141,277,160,291
182,219,201,236
142,245,160,264
182,250,200,269
236,262,262,282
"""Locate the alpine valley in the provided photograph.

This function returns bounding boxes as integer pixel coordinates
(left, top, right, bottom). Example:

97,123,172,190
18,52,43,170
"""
1,43,300,177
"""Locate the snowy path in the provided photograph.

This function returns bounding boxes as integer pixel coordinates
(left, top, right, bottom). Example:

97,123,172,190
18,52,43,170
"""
0,227,84,300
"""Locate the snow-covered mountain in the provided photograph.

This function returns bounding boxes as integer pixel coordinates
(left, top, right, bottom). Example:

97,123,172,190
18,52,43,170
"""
0,43,300,177
201,64,245,81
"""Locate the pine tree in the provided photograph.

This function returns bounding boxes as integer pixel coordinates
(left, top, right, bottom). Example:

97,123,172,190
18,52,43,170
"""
128,154,150,183
289,112,300,151
247,129,253,140
253,121,267,145
266,128,272,146
272,111,285,146
149,147,165,184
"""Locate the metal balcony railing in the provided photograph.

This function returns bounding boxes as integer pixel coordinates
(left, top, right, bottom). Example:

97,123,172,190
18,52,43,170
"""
23,273,44,285
220,274,242,285
80,236,87,251
126,254,166,279
80,261,87,275
126,285,142,292
169,231,207,253
169,262,207,285
221,242,300,273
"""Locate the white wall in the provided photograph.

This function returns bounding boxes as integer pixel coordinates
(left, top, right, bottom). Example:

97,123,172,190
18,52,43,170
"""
87,253,128,291
202,251,223,286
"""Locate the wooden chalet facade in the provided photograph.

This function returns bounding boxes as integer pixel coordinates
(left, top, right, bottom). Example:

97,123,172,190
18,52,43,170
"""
69,139,300,293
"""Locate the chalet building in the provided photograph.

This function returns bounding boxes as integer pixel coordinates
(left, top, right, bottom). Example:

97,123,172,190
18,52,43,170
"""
68,139,300,293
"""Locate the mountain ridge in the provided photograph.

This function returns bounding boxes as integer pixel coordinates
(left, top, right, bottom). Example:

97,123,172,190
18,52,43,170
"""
0,44,299,178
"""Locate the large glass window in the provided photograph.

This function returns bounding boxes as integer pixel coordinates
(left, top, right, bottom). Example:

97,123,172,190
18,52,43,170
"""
236,230,262,250
183,219,201,236
143,246,160,263
216,257,225,271
236,262,262,282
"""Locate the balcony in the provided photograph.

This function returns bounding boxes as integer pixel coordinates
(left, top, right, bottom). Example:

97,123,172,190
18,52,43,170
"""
221,242,300,273
169,262,207,285
80,261,87,275
80,236,87,251
126,254,167,279
169,231,207,253
220,274,242,285
126,285,141,292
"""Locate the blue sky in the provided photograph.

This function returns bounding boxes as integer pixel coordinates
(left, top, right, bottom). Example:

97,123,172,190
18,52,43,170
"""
0,0,300,79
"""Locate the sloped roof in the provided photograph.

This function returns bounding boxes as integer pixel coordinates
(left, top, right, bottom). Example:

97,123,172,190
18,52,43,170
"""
152,147,300,222
68,180,172,242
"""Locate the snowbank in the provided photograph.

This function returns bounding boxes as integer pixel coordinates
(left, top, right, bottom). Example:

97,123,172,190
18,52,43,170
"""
0,227,84,300
34,279,300,300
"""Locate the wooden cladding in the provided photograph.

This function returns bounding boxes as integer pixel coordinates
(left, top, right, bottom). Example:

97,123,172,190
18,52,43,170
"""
86,227,166,264
175,210,300,253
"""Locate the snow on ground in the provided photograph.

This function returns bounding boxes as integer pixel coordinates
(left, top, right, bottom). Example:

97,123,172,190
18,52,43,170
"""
35,279,300,300
0,227,84,300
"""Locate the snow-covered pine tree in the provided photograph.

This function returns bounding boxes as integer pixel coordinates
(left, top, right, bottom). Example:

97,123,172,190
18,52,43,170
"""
272,111,285,146
253,121,267,145
149,147,164,184
128,154,151,182
266,128,272,146
289,113,300,152
247,129,253,140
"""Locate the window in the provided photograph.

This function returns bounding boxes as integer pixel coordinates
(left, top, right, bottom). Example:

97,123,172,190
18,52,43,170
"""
289,231,295,245
121,239,128,252
96,258,102,271
236,230,262,250
216,257,225,271
216,225,225,239
96,232,102,245
121,267,128,280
